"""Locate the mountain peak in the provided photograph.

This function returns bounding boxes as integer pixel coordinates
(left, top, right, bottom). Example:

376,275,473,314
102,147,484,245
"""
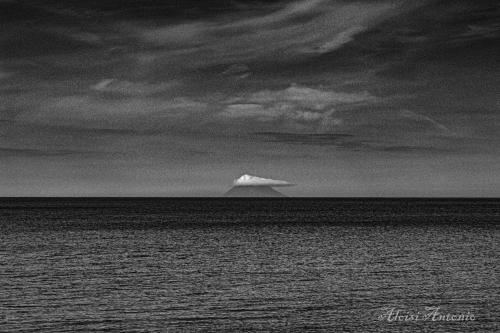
224,185,286,197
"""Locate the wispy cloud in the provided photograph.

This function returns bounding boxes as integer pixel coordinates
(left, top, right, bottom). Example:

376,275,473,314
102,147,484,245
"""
461,24,499,38
14,95,208,128
257,132,355,145
129,0,400,68
91,78,178,96
236,85,376,108
400,110,451,133
218,84,376,131
0,146,103,157
256,132,454,154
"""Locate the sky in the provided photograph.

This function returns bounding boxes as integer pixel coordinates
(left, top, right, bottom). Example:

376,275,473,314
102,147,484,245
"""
1,0,499,196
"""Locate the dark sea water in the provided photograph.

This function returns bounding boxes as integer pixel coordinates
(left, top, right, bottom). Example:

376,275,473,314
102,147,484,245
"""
1,198,499,332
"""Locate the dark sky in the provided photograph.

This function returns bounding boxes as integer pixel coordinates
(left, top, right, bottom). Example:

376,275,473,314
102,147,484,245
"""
1,0,499,196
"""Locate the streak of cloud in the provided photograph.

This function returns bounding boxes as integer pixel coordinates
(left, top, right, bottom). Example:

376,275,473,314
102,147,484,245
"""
91,79,178,96
256,132,454,154
129,0,401,68
0,147,104,157
218,84,376,131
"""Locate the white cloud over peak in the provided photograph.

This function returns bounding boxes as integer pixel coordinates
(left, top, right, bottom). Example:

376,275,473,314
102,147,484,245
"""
234,174,294,187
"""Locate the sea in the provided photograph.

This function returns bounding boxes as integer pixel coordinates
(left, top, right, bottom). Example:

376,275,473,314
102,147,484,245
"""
1,198,499,332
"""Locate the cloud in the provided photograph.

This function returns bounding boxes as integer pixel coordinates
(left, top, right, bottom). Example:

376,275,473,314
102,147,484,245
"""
256,132,454,154
257,132,356,145
234,174,294,187
222,64,250,75
242,85,376,108
221,104,278,121
218,84,376,131
129,0,400,67
302,25,366,54
68,32,103,44
0,147,101,157
14,95,208,128
137,0,328,46
377,145,450,153
222,64,251,79
400,110,450,133
140,22,208,44
220,104,339,128
450,23,500,43
91,79,178,96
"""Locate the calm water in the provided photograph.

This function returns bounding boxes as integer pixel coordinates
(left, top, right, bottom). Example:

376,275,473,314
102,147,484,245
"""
1,198,499,332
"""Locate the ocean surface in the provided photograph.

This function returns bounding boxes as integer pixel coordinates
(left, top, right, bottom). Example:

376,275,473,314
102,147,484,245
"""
1,198,499,332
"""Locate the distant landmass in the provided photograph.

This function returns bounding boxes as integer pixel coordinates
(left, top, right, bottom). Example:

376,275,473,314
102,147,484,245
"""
224,174,294,197
224,185,286,197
